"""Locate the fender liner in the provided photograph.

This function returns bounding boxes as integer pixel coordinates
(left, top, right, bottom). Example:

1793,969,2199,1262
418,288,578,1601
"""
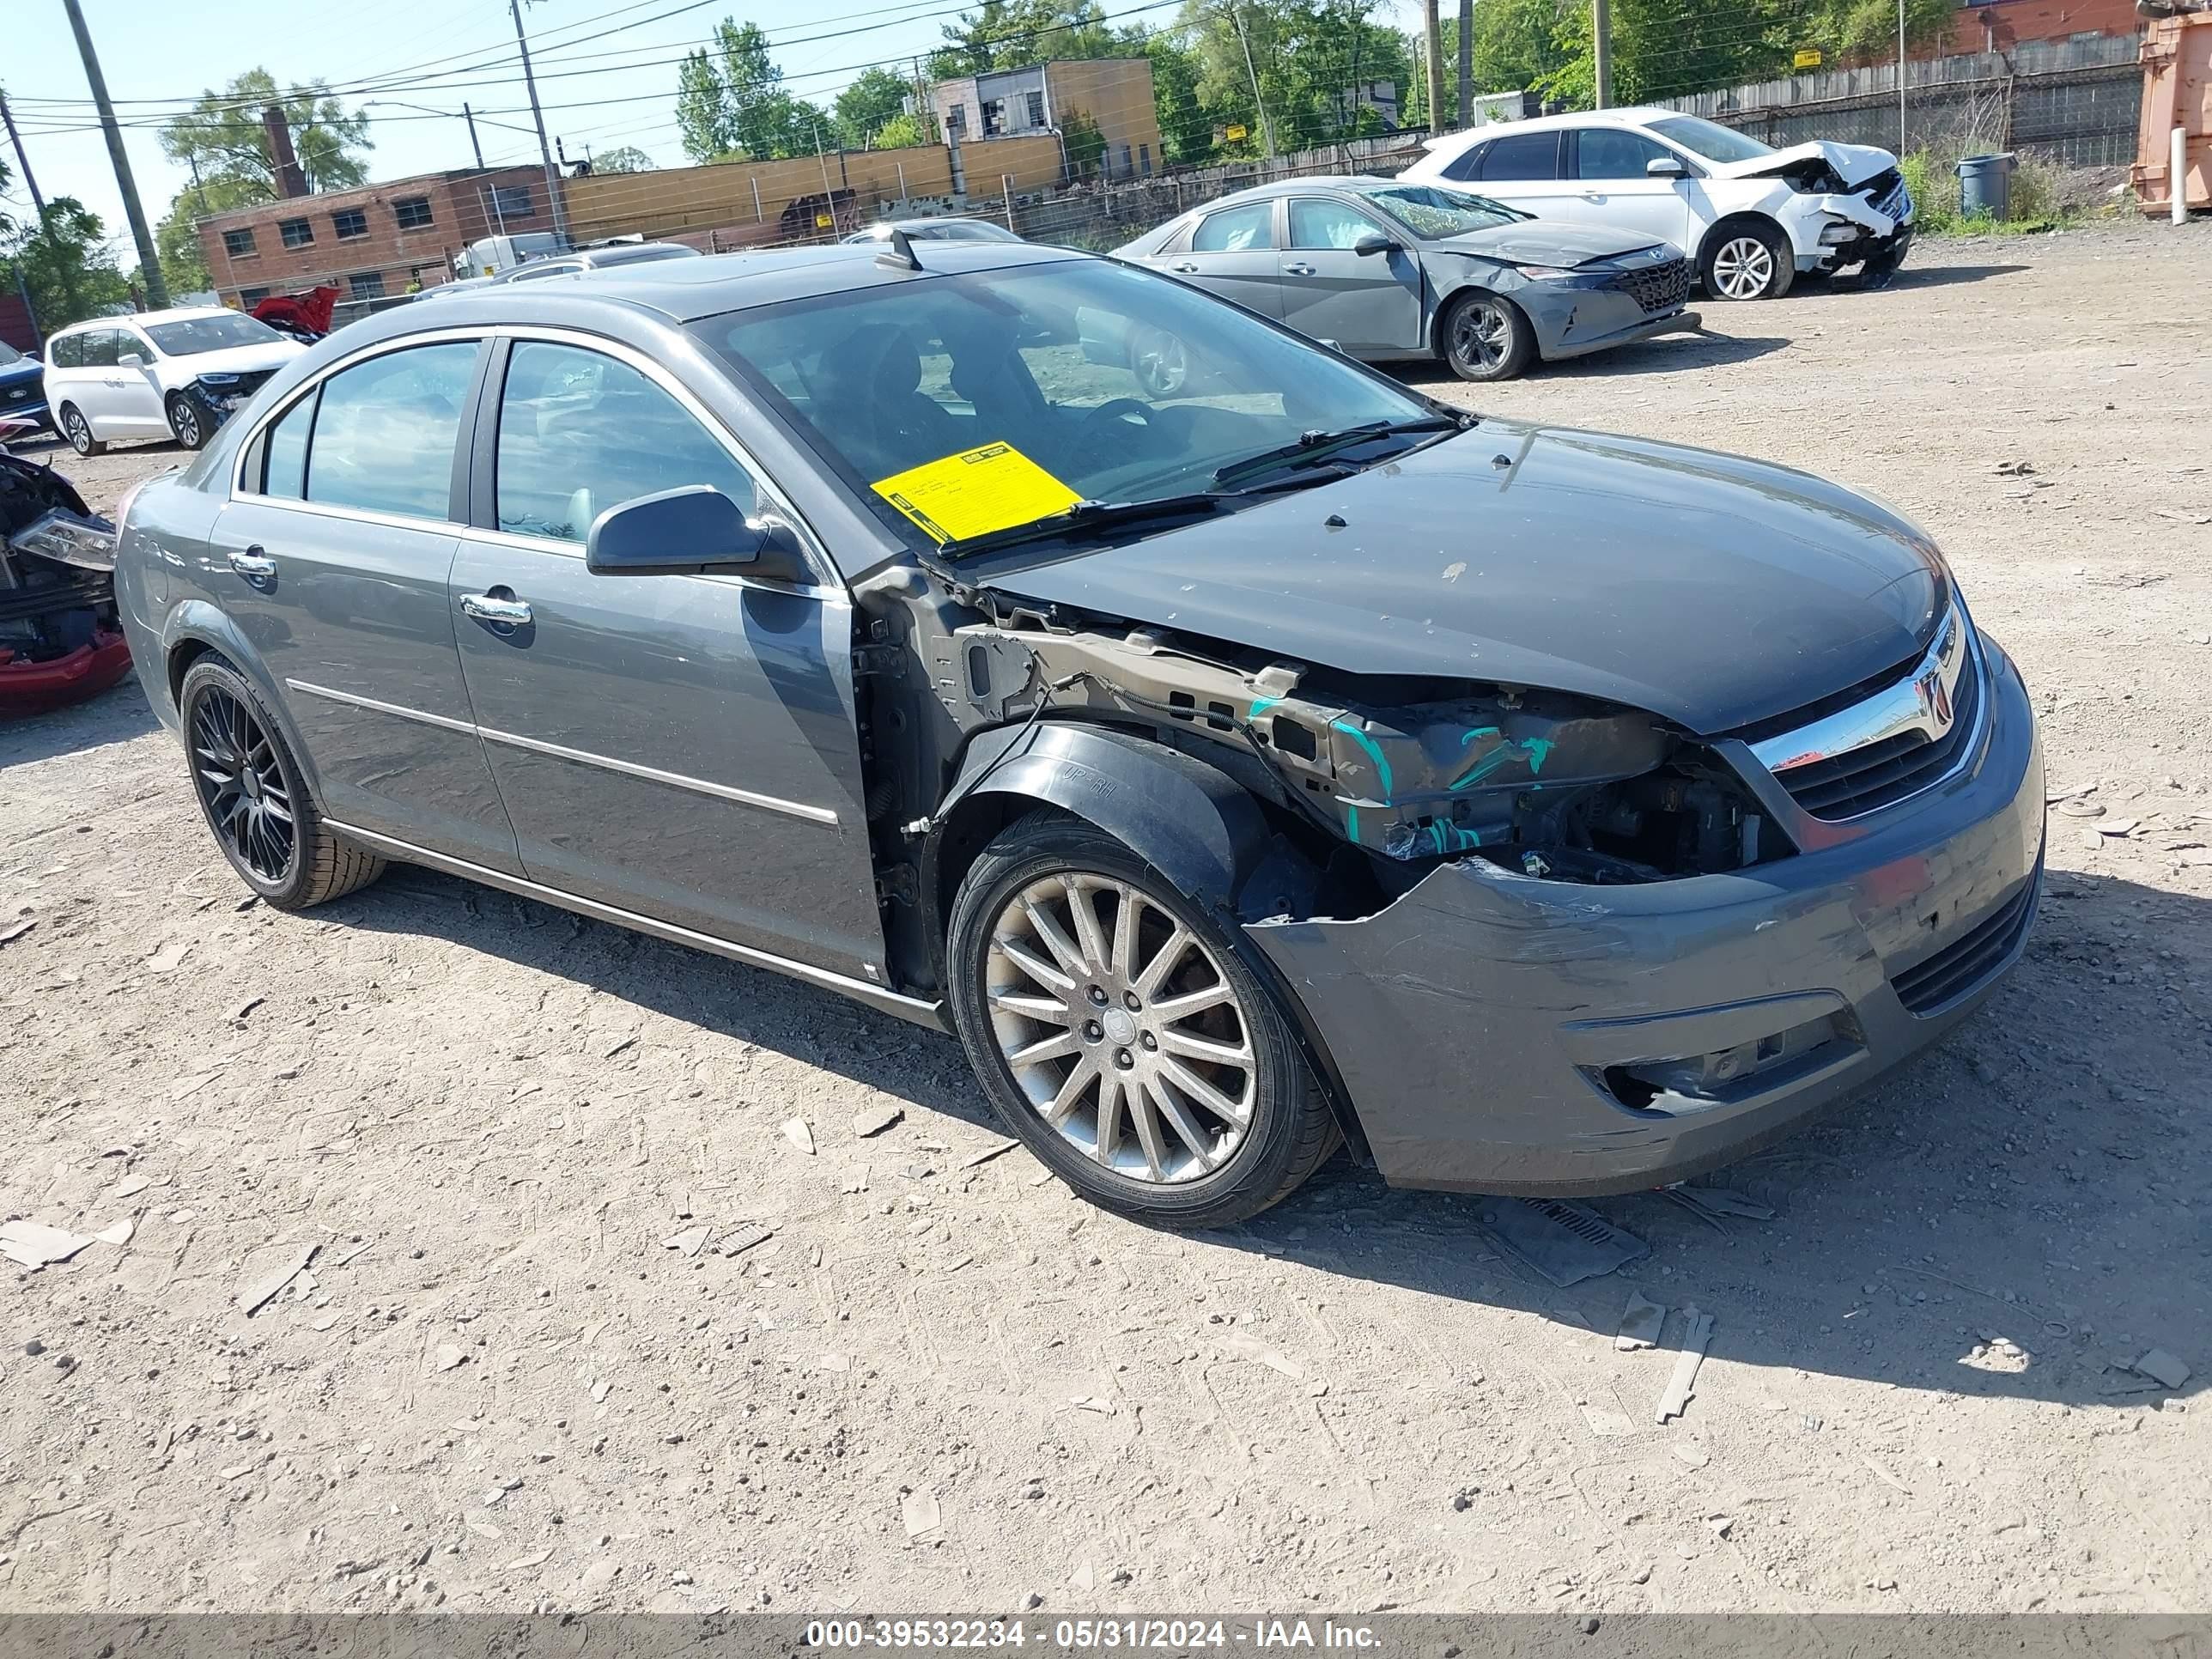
922,719,1372,1164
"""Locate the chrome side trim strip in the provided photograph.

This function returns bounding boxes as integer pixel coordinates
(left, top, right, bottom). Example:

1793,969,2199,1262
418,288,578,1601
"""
323,817,949,1033
476,726,839,825
1750,604,1969,776
285,678,477,736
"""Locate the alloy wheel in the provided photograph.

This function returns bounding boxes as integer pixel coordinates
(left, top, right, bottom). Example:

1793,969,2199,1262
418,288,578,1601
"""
173,400,202,448
190,685,296,883
1133,330,1188,398
985,872,1256,1184
1712,236,1775,299
1450,302,1511,372
64,410,93,455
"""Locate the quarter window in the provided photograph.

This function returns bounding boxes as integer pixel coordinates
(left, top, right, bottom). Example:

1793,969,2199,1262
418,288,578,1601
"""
79,331,119,368
332,209,369,240
222,228,258,258
394,197,434,230
49,333,85,368
1576,128,1675,179
279,218,314,248
303,342,479,521
1190,201,1274,252
1289,198,1383,249
494,341,757,544
263,392,316,501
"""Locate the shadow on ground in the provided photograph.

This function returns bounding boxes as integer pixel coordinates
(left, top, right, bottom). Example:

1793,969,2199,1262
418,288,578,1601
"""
332,851,2212,1417
1396,330,1791,389
0,674,157,768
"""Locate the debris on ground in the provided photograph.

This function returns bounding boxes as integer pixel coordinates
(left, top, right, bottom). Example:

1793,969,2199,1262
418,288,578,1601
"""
852,1104,903,1138
717,1223,774,1258
1656,1308,1715,1424
781,1118,816,1155
236,1242,319,1316
901,1488,941,1538
1616,1290,1667,1352
1477,1197,1648,1286
1223,1328,1304,1379
433,1343,467,1372
661,1224,712,1257
0,1220,92,1269
961,1138,1020,1170
2134,1349,2192,1390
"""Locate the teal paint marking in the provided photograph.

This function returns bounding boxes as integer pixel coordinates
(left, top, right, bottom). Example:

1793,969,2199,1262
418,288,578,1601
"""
1345,805,1361,842
1449,733,1552,790
1458,726,1501,746
1331,720,1395,799
1249,696,1284,720
1522,738,1553,775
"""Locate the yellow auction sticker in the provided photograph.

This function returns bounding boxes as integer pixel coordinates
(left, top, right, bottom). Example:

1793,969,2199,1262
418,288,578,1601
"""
872,442,1081,545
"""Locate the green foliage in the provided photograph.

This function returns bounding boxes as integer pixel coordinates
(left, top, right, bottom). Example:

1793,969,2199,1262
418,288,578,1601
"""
155,169,264,296
592,146,657,173
676,21,820,163
1142,33,1212,165
1181,0,1413,155
1900,144,2085,234
5,198,133,331
870,112,934,150
836,67,922,149
934,0,1122,75
1060,108,1108,175
158,69,373,198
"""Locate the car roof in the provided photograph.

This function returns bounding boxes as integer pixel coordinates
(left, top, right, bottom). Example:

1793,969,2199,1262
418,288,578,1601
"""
1184,173,1433,211
52,306,236,335
1429,106,1678,145
356,240,1091,331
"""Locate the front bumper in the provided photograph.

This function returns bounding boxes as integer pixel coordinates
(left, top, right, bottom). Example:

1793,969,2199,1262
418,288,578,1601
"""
1245,633,2045,1195
1793,189,1915,272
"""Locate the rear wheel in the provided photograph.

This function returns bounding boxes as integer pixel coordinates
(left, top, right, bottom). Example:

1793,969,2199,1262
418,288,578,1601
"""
178,656,385,910
1701,221,1793,301
947,813,1338,1226
166,392,208,451
59,404,104,457
1439,290,1534,383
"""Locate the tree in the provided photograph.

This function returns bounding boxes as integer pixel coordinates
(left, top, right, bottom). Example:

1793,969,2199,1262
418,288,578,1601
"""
592,145,657,173
5,198,132,331
159,69,372,199
869,112,934,149
1141,32,1212,165
674,21,817,163
836,67,919,149
1179,0,1412,155
1060,108,1107,175
934,0,1122,74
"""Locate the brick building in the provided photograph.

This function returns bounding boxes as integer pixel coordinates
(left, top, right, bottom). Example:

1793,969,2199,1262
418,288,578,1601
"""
195,166,559,308
1929,0,2140,55
927,58,1164,180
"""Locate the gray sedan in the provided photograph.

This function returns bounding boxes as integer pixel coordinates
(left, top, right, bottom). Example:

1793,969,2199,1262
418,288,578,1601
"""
1114,176,1698,381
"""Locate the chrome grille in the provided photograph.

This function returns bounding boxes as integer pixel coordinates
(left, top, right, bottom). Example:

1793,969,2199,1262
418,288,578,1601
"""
1610,255,1692,314
1890,866,2039,1016
1751,605,1980,820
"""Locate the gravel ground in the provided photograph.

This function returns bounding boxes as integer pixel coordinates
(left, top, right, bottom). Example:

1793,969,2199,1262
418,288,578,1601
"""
3,222,2209,1618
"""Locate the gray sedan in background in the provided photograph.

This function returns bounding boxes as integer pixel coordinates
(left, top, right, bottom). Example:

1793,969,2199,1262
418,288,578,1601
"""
1114,176,1699,382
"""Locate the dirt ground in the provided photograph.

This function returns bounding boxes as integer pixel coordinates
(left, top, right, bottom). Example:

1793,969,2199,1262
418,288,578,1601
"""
4,222,2209,1619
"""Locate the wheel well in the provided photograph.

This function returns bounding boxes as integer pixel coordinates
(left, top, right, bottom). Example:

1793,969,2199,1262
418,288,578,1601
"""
167,638,221,707
1431,284,1520,358
927,794,1072,968
1698,212,1784,265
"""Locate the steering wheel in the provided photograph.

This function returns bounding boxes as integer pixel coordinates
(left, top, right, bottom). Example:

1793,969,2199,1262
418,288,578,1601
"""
1079,398,1157,458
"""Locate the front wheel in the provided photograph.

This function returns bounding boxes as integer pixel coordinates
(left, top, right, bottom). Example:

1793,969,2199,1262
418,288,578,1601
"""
1702,222,1794,301
1440,290,1535,382
59,404,105,457
178,656,386,910
946,813,1339,1226
167,392,208,451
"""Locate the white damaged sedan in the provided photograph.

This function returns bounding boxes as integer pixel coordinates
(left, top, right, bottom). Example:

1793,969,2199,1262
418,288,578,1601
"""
1400,107,1913,301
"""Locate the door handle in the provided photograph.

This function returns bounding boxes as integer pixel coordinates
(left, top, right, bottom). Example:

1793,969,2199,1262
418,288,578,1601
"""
1582,191,1604,201
228,548,276,580
461,592,533,628
1170,261,1199,273
1284,262,1318,276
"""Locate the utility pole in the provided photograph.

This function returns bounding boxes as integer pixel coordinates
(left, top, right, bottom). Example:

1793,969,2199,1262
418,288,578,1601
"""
1421,0,1444,138
1897,0,1908,155
462,102,487,170
1456,0,1473,127
1592,0,1613,109
509,0,574,247
1228,4,1277,158
1,93,49,216
58,0,167,307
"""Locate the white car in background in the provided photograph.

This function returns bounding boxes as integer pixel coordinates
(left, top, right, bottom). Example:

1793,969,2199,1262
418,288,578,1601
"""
1400,107,1913,301
43,308,306,455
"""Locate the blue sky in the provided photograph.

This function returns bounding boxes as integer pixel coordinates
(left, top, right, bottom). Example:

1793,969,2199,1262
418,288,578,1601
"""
1,0,1051,266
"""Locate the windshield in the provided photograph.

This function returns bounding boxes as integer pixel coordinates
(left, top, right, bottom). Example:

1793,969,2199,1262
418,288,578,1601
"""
143,313,287,356
1648,116,1774,164
690,258,1435,550
1364,183,1528,237
0,342,22,368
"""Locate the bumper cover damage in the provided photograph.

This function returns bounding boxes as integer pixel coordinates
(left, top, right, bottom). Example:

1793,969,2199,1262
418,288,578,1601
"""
1245,638,2044,1195
1,455,126,718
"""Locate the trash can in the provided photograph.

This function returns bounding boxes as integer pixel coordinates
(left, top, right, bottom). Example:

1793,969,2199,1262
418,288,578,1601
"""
1956,152,2016,220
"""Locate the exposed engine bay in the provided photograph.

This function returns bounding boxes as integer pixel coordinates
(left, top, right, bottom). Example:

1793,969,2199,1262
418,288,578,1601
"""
0,453,127,718
853,557,1789,978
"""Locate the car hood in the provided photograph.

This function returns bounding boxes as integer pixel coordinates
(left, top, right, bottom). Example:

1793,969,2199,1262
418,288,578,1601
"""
1,360,42,391
1705,138,1899,188
169,341,308,380
1431,222,1665,264
984,422,1946,736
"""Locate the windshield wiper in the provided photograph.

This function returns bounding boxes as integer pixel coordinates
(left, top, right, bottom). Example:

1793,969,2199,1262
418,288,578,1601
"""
937,492,1226,562
1212,414,1469,489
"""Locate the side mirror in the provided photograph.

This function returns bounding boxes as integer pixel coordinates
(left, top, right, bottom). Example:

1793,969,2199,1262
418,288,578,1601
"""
586,485,809,582
1646,155,1686,179
118,352,148,368
1352,230,1399,257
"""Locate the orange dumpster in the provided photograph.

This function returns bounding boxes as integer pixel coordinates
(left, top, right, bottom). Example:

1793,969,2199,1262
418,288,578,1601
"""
2136,4,2212,216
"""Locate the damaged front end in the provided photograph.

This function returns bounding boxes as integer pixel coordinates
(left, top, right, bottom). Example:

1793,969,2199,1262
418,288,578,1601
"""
180,368,281,434
1,454,127,718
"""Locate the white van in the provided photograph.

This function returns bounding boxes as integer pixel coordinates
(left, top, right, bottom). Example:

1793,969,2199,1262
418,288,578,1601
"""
43,307,307,455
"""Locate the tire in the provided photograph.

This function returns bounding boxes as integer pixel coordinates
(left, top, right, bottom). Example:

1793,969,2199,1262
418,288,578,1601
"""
58,404,105,457
1700,220,1793,301
1439,289,1535,383
166,392,208,452
946,812,1339,1227
177,656,386,910
1129,325,1188,398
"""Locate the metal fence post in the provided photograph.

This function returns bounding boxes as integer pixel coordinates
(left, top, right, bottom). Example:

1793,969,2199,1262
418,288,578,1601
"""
1003,173,1016,233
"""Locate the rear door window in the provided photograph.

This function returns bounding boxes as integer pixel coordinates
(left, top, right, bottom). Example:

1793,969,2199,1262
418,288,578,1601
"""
1475,131,1562,180
493,340,757,543
303,342,480,521
1190,201,1275,252
80,331,120,368
1575,128,1676,179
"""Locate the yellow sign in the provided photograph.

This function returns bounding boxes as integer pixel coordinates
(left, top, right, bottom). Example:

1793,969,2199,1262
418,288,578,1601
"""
815,211,834,228
872,443,1082,546
1224,123,1249,143
1793,46,1822,68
